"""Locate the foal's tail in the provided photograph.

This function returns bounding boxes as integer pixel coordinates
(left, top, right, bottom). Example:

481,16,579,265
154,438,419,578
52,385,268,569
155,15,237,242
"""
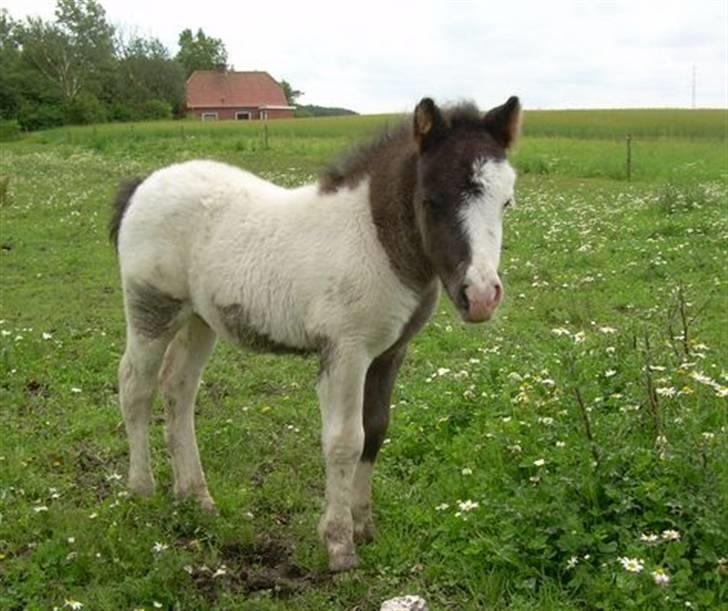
109,177,145,251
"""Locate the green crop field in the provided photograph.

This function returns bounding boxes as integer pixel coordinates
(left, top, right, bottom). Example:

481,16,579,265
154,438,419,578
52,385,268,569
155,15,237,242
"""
1,109,726,610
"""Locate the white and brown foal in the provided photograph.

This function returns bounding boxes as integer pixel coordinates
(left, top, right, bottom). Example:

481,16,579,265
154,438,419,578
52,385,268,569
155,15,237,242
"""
111,96,521,571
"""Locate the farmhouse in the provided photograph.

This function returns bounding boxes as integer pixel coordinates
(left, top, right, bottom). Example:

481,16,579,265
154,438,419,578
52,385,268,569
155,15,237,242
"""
186,69,295,121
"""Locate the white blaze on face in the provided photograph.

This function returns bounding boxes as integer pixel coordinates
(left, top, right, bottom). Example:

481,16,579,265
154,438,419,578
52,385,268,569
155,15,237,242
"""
458,158,516,316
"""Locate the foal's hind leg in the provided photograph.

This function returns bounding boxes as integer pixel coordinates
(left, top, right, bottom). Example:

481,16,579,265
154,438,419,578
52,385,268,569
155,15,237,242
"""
118,330,171,496
352,348,406,543
159,315,217,512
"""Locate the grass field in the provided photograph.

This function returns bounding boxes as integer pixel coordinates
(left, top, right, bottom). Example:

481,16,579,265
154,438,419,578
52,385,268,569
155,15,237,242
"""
1,109,727,610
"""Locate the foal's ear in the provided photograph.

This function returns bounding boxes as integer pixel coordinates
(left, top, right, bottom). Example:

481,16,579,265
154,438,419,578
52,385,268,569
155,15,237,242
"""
483,96,522,150
414,97,446,152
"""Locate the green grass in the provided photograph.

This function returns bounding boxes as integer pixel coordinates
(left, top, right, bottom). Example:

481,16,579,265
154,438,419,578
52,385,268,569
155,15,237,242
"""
1,111,726,610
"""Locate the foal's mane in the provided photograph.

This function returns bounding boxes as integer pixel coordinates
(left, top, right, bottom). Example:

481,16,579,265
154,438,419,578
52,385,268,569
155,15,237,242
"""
319,101,484,193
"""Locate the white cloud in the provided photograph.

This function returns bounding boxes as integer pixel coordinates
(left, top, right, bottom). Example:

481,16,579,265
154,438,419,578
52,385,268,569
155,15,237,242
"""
4,0,726,111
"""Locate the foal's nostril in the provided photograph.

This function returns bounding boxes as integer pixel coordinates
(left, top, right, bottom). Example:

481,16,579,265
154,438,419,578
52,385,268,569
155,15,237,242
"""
493,282,502,303
459,285,470,310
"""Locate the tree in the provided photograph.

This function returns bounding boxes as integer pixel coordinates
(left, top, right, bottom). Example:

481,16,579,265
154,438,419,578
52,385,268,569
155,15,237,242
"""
114,32,185,117
17,0,115,104
280,79,303,106
0,10,22,119
175,28,227,78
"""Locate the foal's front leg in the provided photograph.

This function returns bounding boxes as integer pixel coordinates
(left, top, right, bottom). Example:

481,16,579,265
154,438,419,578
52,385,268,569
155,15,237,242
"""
352,347,406,543
317,350,369,572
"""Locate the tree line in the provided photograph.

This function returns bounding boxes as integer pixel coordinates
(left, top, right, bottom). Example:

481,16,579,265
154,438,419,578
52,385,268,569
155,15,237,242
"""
0,0,302,131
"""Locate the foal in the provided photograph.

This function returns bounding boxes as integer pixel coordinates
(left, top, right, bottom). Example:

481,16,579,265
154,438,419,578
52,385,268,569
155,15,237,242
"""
111,96,521,571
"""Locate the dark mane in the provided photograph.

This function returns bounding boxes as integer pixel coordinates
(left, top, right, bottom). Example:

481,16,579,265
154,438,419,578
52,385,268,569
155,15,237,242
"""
318,101,485,193
318,120,412,193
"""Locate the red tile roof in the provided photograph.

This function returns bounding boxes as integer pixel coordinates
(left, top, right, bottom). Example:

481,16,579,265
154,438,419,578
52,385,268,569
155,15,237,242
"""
186,70,292,108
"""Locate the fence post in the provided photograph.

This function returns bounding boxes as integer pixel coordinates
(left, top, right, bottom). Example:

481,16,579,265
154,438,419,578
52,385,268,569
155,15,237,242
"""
264,123,269,149
626,134,632,181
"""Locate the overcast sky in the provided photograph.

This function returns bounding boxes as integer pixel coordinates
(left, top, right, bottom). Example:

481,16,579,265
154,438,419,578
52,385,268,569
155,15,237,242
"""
5,0,727,113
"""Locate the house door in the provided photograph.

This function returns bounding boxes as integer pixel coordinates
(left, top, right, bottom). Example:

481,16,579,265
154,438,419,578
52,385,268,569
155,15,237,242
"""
235,112,251,120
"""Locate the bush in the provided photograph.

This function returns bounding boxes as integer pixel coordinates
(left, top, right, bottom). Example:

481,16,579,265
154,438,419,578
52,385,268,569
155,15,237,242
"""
63,94,108,125
108,102,135,122
139,99,172,120
0,120,21,141
17,102,65,131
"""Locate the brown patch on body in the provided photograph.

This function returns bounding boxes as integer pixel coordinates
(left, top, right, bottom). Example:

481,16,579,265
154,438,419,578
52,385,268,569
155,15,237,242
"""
126,282,185,339
216,303,326,358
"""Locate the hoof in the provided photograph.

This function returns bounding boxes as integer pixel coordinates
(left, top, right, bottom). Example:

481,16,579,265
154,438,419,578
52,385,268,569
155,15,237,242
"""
128,477,155,497
199,496,218,515
328,551,360,573
353,519,377,544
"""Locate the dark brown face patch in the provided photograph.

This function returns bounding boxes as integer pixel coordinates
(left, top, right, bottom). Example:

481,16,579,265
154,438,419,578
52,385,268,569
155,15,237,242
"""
415,125,506,302
126,282,185,339
317,99,514,303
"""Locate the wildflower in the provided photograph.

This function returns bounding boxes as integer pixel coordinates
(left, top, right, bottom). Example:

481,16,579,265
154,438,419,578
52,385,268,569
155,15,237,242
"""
33,505,49,513
70,387,82,394
153,603,163,609
655,387,676,398
555,441,566,448
551,327,570,337
457,499,479,512
605,346,616,354
566,555,579,569
619,557,645,573
64,600,84,610
652,567,670,585
68,537,75,544
461,467,473,476
690,371,714,385
604,369,617,378
533,458,546,467
702,432,715,441
152,542,169,553
661,529,680,541
213,565,227,578
573,331,586,344
599,326,617,334
640,532,658,542
42,332,53,340
435,503,450,511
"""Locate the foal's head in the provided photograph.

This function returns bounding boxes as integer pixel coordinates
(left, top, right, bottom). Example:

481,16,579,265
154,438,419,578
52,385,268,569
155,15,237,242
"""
413,96,521,322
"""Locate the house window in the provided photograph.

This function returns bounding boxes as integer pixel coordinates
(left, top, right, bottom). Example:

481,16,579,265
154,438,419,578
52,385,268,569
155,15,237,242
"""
235,111,251,120
201,112,218,121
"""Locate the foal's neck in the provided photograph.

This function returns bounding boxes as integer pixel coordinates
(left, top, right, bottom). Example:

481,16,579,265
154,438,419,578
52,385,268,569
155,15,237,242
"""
367,146,436,293
318,126,437,294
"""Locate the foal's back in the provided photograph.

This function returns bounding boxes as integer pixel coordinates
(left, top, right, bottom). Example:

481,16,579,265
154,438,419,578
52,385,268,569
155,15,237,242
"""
117,159,419,354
